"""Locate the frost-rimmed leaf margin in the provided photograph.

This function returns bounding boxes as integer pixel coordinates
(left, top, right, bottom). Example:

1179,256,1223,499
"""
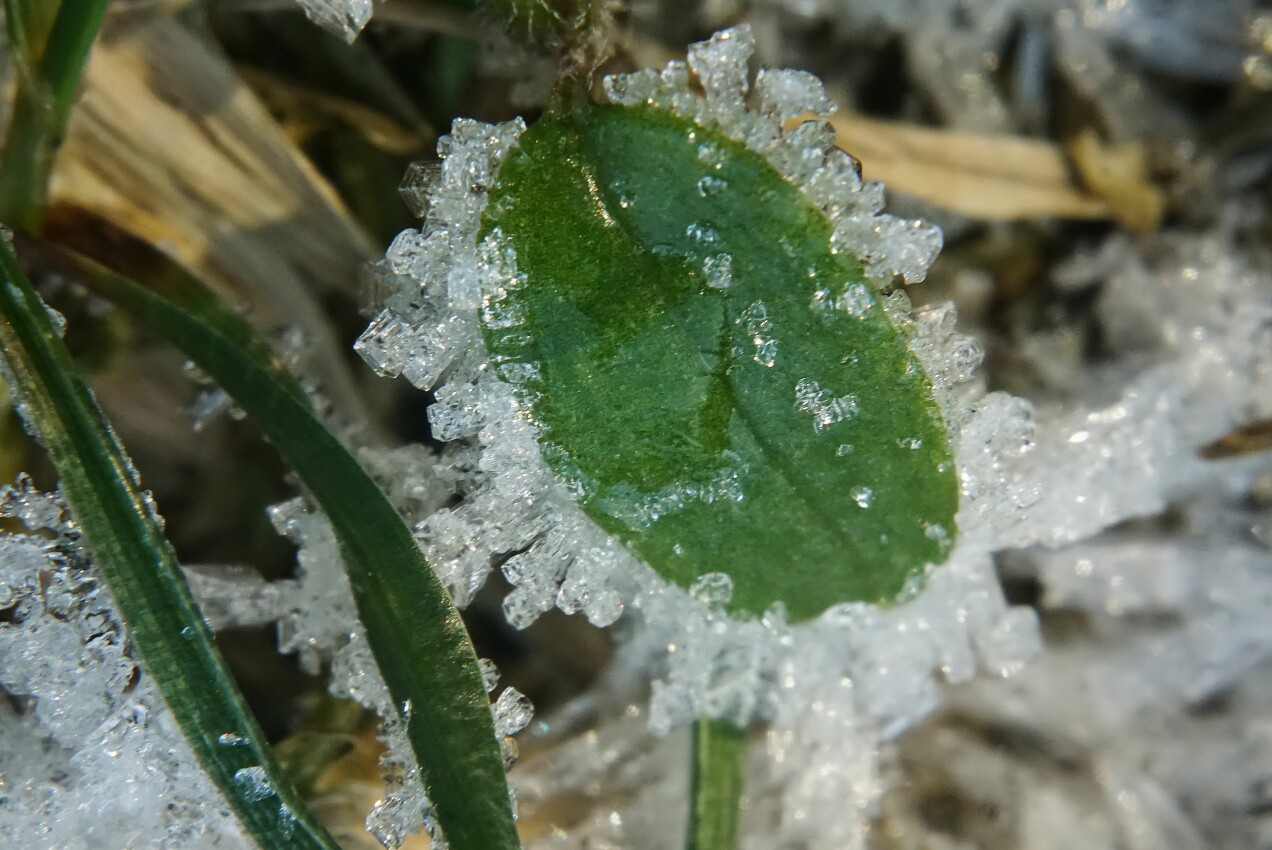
0,235,343,850
357,19,1040,757
36,232,520,850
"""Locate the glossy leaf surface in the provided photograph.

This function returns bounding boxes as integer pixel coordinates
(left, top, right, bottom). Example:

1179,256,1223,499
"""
481,100,958,621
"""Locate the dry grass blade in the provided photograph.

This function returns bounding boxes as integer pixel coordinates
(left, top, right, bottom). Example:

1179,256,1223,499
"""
826,112,1115,222
1066,128,1167,232
53,15,377,429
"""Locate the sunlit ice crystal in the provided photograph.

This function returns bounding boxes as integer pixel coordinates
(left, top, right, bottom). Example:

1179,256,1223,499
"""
294,0,372,42
0,477,245,849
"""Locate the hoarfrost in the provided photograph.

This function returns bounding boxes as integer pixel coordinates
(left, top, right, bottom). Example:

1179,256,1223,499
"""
293,0,372,43
0,477,245,849
263,493,452,849
793,377,859,431
702,252,733,288
232,766,273,802
604,24,939,286
739,299,778,367
356,22,1272,850
357,25,1047,849
175,442,528,848
743,0,1262,138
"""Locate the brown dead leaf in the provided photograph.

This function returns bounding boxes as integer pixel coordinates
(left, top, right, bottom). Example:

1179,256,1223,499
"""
823,113,1114,221
53,15,381,431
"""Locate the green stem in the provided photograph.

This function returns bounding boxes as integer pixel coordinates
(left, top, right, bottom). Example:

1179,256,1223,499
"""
0,238,342,850
0,0,109,227
687,718,748,850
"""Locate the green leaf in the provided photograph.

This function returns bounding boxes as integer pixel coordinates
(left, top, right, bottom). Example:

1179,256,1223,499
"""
48,234,520,850
480,98,958,621
0,237,342,850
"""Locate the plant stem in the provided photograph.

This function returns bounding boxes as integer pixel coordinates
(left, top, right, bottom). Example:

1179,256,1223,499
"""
0,237,343,850
0,0,109,227
687,718,748,850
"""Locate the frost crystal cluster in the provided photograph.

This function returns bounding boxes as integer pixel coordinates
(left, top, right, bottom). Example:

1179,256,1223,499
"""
0,475,245,850
355,25,1044,845
189,444,533,849
739,0,1266,137
293,0,373,42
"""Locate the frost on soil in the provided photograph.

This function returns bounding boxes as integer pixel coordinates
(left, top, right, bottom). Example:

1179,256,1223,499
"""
0,476,246,850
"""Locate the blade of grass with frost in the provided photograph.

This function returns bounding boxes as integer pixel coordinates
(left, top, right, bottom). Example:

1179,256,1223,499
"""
0,0,109,226
0,237,343,850
49,239,521,850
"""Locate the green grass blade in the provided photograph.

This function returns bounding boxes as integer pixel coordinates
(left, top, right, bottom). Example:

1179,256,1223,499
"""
0,238,343,850
0,0,109,226
49,237,521,850
687,718,747,850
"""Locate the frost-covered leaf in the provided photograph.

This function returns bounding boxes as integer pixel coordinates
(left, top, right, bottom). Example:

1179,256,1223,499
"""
479,96,958,620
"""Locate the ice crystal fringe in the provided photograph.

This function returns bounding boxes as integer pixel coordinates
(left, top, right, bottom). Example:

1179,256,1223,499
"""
353,23,1272,848
353,24,1047,845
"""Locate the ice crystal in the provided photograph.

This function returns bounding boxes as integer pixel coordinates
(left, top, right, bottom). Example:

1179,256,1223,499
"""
293,0,372,43
262,495,447,848
793,377,859,431
175,441,529,848
0,476,245,849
